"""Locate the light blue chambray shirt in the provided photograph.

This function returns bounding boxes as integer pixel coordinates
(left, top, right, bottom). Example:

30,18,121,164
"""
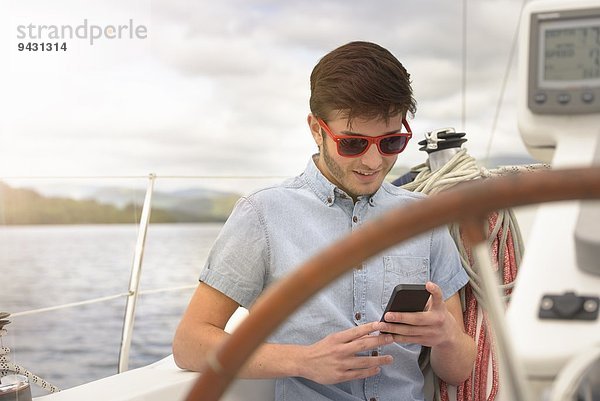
200,157,468,401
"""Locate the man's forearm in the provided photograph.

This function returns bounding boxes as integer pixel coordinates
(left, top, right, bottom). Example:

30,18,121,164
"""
240,341,305,379
173,320,393,384
173,322,303,378
430,330,475,385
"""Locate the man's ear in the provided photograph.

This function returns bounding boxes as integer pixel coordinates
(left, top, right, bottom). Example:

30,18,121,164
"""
307,114,323,148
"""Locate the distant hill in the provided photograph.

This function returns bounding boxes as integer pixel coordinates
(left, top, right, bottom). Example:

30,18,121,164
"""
87,186,241,222
0,182,241,225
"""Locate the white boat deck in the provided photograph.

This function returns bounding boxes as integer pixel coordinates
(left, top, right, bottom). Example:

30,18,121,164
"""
34,355,275,401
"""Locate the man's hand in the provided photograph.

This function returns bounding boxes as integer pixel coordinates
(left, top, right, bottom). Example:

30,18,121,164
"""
380,281,459,348
299,322,394,384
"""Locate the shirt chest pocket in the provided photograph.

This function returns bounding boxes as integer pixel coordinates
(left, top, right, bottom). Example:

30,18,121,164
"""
381,256,429,310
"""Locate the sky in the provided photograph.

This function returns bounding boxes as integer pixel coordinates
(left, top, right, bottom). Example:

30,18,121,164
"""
0,0,531,194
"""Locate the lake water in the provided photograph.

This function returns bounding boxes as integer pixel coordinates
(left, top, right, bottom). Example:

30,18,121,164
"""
0,223,223,397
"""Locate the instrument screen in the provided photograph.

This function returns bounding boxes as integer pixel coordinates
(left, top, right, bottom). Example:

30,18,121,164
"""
528,9,600,114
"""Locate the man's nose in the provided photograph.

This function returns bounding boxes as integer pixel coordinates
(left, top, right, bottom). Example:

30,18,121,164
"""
360,142,383,169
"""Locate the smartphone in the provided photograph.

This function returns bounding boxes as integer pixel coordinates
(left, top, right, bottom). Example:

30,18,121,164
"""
380,284,430,323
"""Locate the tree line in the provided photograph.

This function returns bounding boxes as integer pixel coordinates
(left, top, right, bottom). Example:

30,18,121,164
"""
0,182,237,225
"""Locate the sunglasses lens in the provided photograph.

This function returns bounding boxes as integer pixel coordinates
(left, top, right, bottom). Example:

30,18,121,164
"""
380,136,408,154
338,138,369,156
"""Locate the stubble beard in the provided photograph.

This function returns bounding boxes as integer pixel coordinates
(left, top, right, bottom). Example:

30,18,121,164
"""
322,143,362,199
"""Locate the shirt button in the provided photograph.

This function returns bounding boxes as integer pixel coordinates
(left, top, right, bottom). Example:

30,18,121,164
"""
354,312,361,320
371,350,379,356
326,197,332,204
352,216,358,223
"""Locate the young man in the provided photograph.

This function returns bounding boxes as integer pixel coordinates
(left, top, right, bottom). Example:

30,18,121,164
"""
173,41,475,401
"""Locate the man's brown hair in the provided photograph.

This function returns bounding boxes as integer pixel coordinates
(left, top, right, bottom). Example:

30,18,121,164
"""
309,41,416,126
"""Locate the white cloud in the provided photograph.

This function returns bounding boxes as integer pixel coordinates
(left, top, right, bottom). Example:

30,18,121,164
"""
0,0,532,189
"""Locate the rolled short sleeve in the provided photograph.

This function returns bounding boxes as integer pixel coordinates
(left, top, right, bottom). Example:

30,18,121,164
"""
199,197,269,308
430,225,469,300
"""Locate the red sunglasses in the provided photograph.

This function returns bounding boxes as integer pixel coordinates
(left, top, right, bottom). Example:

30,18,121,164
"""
317,118,413,157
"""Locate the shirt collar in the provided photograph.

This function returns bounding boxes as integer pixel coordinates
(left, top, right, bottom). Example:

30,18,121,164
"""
303,155,337,206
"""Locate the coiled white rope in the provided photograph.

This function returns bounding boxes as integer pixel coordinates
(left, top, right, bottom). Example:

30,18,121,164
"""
0,316,61,393
402,148,549,194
